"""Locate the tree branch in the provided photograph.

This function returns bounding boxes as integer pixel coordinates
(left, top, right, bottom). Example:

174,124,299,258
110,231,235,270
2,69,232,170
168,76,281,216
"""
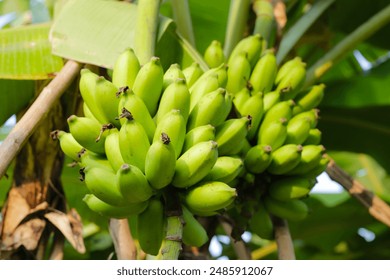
219,217,251,260
272,216,296,260
0,60,83,180
109,218,137,260
326,159,390,227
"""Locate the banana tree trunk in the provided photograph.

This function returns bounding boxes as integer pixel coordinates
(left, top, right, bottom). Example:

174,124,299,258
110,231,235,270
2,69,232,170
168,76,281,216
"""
0,80,85,259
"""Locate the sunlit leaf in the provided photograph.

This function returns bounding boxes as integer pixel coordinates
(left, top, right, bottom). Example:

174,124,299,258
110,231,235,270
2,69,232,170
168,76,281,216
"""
50,0,173,69
0,23,64,79
328,151,390,202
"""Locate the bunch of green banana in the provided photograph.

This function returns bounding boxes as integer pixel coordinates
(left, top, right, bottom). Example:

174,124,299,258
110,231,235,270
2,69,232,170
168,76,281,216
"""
53,31,331,252
223,36,330,231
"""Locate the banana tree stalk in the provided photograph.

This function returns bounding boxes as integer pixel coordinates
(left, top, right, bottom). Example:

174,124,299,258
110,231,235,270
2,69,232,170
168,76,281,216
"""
252,0,276,48
109,218,137,260
134,0,162,65
305,3,390,86
161,188,184,260
272,216,296,260
223,0,251,58
171,0,195,47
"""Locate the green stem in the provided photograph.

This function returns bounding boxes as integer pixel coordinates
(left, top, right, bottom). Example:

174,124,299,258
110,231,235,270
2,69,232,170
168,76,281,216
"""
305,3,390,87
134,0,162,65
223,0,251,58
161,188,184,260
252,0,275,48
171,0,196,47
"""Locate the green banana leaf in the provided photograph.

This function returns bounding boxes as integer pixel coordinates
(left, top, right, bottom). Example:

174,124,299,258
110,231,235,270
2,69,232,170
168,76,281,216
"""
321,59,390,107
0,23,64,79
0,79,35,125
50,0,176,69
318,106,390,173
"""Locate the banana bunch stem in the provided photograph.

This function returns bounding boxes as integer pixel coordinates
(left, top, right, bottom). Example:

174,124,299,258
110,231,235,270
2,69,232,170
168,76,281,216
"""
161,189,184,260
134,0,162,65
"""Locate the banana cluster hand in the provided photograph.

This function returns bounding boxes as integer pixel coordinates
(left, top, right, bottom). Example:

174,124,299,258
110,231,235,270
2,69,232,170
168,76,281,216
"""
223,35,328,239
53,48,245,256
53,33,329,253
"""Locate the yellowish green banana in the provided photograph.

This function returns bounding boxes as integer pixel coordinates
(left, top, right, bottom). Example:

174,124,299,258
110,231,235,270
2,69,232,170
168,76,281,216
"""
117,163,154,203
132,56,164,116
244,144,272,174
204,40,225,68
172,140,218,188
145,133,176,189
112,48,140,89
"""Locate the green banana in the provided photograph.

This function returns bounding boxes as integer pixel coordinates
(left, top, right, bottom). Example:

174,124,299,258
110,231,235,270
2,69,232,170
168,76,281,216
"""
268,176,316,201
290,109,319,129
154,78,190,124
226,51,251,94
153,109,186,158
285,145,325,175
117,87,156,142
257,117,287,150
112,48,140,89
260,99,294,129
117,163,154,203
215,115,252,156
263,90,281,112
275,57,304,85
181,205,209,247
203,156,244,184
104,128,125,171
267,144,303,175
182,62,204,88
244,144,272,174
303,128,322,145
94,76,121,128
304,153,330,178
249,50,277,94
238,92,264,140
67,115,112,155
82,102,99,123
82,165,127,206
132,56,164,116
118,109,150,172
137,198,165,256
83,194,148,219
51,130,84,162
182,124,216,153
189,63,227,94
204,40,225,68
189,73,220,112
172,140,218,188
228,34,263,67
285,116,312,145
79,68,108,124
248,202,274,240
292,84,325,115
264,196,309,221
78,149,113,171
277,59,306,101
187,88,232,131
232,87,251,111
184,181,237,213
162,63,186,90
145,133,176,189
